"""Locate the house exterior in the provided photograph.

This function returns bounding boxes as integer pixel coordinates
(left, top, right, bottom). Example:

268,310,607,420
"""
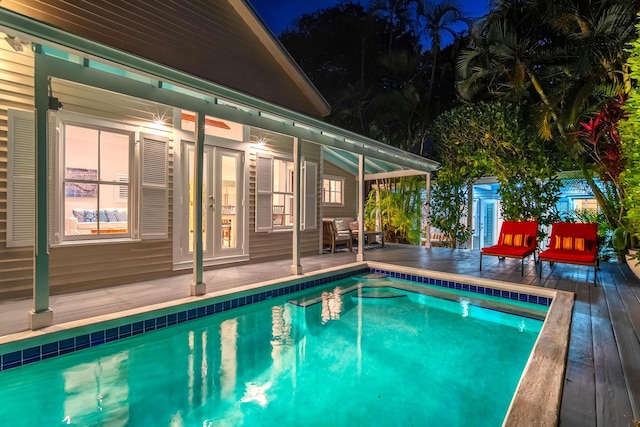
0,0,438,329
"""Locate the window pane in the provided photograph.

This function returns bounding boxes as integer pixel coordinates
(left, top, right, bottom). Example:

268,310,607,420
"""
65,126,98,177
64,193,98,236
100,131,130,181
273,160,284,192
221,154,237,249
98,184,128,235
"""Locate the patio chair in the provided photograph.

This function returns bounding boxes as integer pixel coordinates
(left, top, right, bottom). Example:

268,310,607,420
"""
480,221,538,276
539,222,598,284
323,220,352,253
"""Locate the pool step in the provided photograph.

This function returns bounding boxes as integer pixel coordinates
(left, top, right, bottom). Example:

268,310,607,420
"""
355,273,388,280
351,289,407,302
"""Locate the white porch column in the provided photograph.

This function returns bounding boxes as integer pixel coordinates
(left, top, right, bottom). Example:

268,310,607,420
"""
29,49,53,329
425,172,432,249
191,112,206,296
357,154,365,262
291,137,302,275
375,184,381,242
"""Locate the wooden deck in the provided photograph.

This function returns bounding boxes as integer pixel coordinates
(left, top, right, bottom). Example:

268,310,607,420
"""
0,244,638,426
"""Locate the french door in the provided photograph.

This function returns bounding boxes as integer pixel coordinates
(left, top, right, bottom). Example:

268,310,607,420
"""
182,143,244,261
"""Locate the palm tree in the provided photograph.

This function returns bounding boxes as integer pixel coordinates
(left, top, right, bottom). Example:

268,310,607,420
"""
369,0,414,53
456,0,637,230
415,0,471,112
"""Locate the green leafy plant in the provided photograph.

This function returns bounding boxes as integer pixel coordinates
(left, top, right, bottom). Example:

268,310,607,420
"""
620,17,640,256
429,177,472,248
428,101,563,243
365,176,424,245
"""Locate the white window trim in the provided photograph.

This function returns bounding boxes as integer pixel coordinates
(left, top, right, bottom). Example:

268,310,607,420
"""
323,174,345,207
255,151,318,233
55,111,138,243
272,156,295,230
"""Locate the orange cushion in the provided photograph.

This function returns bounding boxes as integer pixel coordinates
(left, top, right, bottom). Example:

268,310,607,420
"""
554,235,574,250
500,233,529,247
554,235,589,251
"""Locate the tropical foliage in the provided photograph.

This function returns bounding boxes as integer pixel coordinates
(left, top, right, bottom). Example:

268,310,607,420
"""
429,101,563,240
457,0,637,232
280,0,472,152
364,176,425,245
620,17,640,248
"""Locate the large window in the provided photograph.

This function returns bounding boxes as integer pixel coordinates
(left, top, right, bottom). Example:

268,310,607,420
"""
323,176,344,205
573,198,598,213
63,125,132,238
6,108,168,247
273,158,294,228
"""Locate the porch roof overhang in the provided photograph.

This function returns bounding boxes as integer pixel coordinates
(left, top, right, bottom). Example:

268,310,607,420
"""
323,146,436,180
0,8,440,174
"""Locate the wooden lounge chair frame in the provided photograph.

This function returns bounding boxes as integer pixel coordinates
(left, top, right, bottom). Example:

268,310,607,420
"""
322,220,352,253
480,221,538,276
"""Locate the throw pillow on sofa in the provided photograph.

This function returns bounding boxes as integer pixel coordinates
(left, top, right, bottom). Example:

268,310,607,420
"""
84,210,97,222
106,209,119,222
72,209,85,222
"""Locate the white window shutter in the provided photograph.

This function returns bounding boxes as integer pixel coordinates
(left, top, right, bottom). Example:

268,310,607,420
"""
7,109,35,247
141,133,168,239
255,154,273,232
302,161,318,230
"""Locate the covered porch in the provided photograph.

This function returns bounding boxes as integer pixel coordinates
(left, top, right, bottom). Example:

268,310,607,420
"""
0,245,638,426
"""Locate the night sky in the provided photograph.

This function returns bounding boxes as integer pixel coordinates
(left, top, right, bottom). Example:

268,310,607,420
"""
249,0,492,37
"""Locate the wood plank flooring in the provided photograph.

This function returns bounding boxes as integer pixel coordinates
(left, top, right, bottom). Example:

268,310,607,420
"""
0,244,638,426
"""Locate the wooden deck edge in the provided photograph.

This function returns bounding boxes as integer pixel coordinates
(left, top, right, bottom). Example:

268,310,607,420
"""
503,291,575,427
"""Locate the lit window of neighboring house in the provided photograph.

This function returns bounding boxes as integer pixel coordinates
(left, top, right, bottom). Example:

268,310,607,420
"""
573,198,598,213
323,176,344,206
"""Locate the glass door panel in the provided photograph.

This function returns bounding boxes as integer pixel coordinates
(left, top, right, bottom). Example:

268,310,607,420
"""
220,154,237,249
215,148,243,256
182,143,244,261
184,144,213,260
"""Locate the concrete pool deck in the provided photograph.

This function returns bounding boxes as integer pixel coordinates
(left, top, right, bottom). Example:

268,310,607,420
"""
0,244,638,426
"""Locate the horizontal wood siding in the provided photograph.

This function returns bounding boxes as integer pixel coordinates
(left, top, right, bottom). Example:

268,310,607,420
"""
1,0,324,117
248,135,321,263
0,40,35,299
0,43,179,298
49,80,176,295
322,161,357,219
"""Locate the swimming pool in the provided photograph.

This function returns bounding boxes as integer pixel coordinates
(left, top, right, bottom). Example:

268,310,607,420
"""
0,262,573,426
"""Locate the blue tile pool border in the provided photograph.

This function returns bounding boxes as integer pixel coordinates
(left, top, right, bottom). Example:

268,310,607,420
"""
1,266,551,372
368,268,553,307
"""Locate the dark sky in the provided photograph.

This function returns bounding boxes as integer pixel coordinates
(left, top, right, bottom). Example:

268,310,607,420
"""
250,0,491,37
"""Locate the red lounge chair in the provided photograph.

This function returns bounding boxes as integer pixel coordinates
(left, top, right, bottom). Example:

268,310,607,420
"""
480,221,538,276
539,222,598,284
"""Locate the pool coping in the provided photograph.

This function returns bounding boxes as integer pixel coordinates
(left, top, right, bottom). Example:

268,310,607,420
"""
0,261,574,426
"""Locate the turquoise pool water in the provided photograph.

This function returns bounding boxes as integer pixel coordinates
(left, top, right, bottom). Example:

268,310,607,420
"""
0,276,543,426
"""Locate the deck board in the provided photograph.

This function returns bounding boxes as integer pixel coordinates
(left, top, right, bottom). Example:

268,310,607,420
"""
0,244,639,426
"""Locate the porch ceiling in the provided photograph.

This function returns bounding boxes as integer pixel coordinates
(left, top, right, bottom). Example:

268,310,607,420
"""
323,146,435,180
